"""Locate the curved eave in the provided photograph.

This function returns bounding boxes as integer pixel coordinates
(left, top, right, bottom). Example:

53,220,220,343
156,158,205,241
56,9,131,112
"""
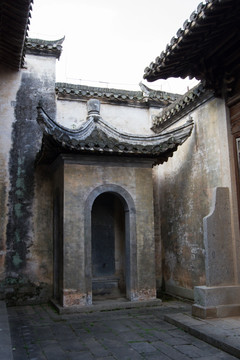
143,0,240,93
36,105,193,166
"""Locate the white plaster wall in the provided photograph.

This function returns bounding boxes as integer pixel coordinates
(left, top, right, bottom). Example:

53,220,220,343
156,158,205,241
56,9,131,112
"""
56,99,155,135
101,103,153,135
26,54,57,77
56,100,87,128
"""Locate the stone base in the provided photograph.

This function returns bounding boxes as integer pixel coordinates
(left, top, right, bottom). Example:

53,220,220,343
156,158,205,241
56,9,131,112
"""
135,288,157,301
192,303,240,318
51,297,162,314
62,289,92,307
192,285,240,318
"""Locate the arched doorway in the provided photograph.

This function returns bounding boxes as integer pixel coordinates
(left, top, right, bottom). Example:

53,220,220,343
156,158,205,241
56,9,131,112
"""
91,192,126,299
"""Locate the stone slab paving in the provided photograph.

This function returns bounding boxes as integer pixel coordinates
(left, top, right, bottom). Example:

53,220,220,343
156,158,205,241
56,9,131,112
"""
0,301,13,360
6,300,240,360
165,312,240,359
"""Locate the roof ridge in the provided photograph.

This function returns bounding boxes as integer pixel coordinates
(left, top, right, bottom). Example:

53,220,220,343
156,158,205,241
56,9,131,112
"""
27,37,65,46
26,37,64,59
55,82,180,106
56,82,143,96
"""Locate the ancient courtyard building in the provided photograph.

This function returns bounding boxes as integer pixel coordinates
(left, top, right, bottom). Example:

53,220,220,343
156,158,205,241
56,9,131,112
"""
0,0,189,307
1,0,240,317
36,95,192,307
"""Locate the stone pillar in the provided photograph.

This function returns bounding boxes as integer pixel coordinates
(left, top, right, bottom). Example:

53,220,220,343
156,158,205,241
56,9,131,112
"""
192,187,240,318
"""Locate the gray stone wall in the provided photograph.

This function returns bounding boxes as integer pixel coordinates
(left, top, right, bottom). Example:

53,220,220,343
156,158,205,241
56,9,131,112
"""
51,156,157,307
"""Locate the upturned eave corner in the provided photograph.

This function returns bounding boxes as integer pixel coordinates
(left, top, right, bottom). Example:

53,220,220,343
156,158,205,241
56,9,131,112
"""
35,102,194,166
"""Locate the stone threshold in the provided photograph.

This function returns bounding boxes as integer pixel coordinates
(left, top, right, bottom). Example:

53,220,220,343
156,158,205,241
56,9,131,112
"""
164,312,240,359
51,298,162,314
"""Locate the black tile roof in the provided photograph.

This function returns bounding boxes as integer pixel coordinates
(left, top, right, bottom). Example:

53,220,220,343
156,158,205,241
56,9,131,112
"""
143,0,240,95
36,101,193,166
26,37,65,59
151,83,213,132
0,0,33,69
55,82,180,108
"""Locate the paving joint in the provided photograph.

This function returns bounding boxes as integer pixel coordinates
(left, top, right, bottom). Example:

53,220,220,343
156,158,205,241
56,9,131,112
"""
4,299,240,359
0,301,13,360
164,312,240,359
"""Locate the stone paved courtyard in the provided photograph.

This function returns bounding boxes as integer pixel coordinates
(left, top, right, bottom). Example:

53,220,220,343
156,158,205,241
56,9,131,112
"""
8,301,238,360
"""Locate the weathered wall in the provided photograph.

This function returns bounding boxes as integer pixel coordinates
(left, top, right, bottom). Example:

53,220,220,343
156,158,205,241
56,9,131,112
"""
56,99,156,135
0,67,22,285
153,166,162,295
4,48,238,307
0,54,56,305
156,97,237,299
52,156,156,306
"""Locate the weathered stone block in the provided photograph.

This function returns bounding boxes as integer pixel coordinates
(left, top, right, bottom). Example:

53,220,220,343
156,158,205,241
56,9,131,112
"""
203,187,234,286
194,285,240,307
193,285,240,318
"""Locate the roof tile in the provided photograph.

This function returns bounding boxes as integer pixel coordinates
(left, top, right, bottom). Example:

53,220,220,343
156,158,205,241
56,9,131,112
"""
26,37,64,59
151,83,213,132
143,0,240,95
36,101,193,166
55,82,180,108
0,0,33,69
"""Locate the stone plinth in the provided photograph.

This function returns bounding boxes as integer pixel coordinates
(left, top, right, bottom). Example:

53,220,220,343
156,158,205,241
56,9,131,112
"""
193,187,240,318
192,285,240,318
204,187,234,286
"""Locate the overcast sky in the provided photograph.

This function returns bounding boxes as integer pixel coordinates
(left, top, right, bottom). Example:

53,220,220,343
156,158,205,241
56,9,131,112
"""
29,0,201,94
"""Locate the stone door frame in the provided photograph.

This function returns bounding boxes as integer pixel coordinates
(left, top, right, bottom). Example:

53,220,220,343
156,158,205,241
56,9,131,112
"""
84,184,137,304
